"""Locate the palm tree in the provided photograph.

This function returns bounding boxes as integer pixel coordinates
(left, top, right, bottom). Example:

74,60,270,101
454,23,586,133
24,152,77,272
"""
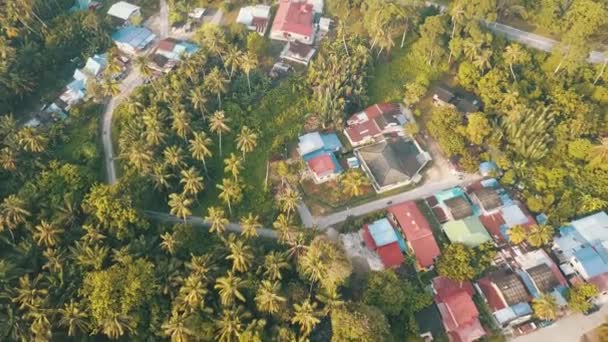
69,241,108,270
124,145,153,172
273,214,295,244
255,280,286,314
226,237,254,273
99,314,135,339
135,55,154,82
316,287,345,315
526,224,554,247
214,271,246,306
186,254,214,279
189,87,208,120
151,163,172,191
0,147,17,171
224,46,243,78
204,67,228,109
58,300,90,337
163,145,186,169
13,274,48,310
42,248,64,274
239,213,261,239
504,44,526,81
216,306,246,342
263,251,290,281
33,220,64,248
102,77,121,97
223,153,243,181
341,170,370,197
17,127,46,152
278,188,300,218
80,224,106,244
532,294,558,321
161,311,194,342
217,178,242,215
507,225,527,245
205,206,229,235
591,138,608,165
189,131,213,173
473,49,493,71
235,126,258,158
160,232,179,255
210,111,231,157
239,52,258,93
178,274,208,310
0,194,30,238
168,193,193,223
292,299,321,337
298,246,325,286
172,109,192,140
180,167,204,196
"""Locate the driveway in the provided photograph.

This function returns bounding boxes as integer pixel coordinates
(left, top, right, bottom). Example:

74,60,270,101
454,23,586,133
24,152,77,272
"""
144,210,278,239
102,70,143,185
513,306,608,341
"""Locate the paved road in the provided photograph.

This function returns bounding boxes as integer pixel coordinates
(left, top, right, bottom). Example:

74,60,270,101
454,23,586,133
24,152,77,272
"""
102,71,143,185
144,210,278,239
514,305,608,341
159,0,169,38
313,174,482,229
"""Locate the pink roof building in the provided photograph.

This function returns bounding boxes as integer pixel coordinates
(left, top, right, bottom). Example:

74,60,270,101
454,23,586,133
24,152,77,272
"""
361,225,405,269
388,201,441,269
270,0,314,45
344,103,407,146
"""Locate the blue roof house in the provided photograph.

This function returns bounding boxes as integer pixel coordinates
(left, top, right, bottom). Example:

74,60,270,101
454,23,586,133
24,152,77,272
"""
74,54,108,81
112,26,156,55
368,218,399,248
297,132,344,184
553,211,608,280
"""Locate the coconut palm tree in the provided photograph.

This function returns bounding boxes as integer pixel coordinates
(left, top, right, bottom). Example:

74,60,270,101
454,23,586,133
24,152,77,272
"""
0,147,16,171
168,193,193,223
217,178,242,215
507,225,527,245
224,46,243,78
163,145,186,169
224,153,243,181
341,170,370,197
239,52,258,93
255,280,286,314
0,194,30,238
99,314,135,339
504,43,527,81
80,224,106,244
124,145,153,172
292,299,321,337
473,49,493,71
239,213,261,239
278,188,301,218
42,248,64,274
13,274,48,310
226,237,254,273
263,251,290,281
216,306,246,342
186,254,214,280
172,109,192,140
205,206,229,235
189,131,213,173
204,67,228,109
189,87,208,120
180,167,204,196
69,241,108,270
235,126,258,158
210,111,231,157
273,214,295,244
178,274,208,310
32,220,63,248
591,138,608,165
151,163,172,191
58,300,90,337
135,55,154,82
102,77,121,97
526,224,554,247
17,127,46,152
532,294,558,321
160,232,179,255
214,271,246,306
298,246,325,286
161,311,194,342
316,287,345,315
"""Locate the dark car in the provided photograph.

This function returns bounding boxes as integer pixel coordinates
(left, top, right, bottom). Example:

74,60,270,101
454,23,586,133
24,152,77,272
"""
584,304,600,315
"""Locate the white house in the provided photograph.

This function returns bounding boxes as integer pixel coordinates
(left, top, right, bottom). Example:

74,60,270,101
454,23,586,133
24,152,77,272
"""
270,0,315,45
236,5,271,35
108,1,141,24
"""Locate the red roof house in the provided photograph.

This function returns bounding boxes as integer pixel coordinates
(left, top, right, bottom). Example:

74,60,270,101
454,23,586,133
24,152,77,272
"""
432,277,486,342
270,0,314,45
388,201,441,269
344,103,406,146
361,225,404,269
307,154,336,178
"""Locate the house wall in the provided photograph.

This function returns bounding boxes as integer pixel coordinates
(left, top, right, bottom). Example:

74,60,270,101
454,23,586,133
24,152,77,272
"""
270,29,313,45
311,170,339,184
115,41,136,55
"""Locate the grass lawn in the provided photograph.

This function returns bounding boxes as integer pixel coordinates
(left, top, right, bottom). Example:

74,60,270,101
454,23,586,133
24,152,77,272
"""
367,39,418,104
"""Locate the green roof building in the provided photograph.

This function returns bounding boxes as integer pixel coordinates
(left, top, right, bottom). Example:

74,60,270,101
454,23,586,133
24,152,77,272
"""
442,216,491,247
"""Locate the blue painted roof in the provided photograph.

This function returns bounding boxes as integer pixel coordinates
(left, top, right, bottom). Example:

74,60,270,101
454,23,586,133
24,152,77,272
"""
512,302,533,316
368,218,398,247
67,79,85,92
320,133,343,151
112,26,156,49
517,269,541,298
479,161,498,175
395,231,408,252
329,153,343,173
435,187,466,204
574,246,608,278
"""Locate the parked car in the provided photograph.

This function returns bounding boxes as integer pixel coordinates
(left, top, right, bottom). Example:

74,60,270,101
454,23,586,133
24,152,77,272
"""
584,304,600,316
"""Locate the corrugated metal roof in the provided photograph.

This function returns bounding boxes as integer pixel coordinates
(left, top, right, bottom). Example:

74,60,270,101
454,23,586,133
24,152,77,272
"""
108,1,140,20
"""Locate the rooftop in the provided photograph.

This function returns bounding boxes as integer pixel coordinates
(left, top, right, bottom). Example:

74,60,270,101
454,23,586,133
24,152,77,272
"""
472,188,502,212
376,242,405,268
526,263,559,293
367,218,398,247
112,26,156,50
491,271,530,306
272,0,314,38
107,1,140,20
306,153,341,176
444,196,474,220
443,216,492,247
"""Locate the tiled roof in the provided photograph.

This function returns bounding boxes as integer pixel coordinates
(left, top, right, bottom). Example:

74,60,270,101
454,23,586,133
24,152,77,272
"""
450,320,486,342
376,242,404,268
526,264,559,293
445,196,474,220
345,119,381,143
306,153,338,177
388,201,441,268
491,271,530,306
272,0,314,37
